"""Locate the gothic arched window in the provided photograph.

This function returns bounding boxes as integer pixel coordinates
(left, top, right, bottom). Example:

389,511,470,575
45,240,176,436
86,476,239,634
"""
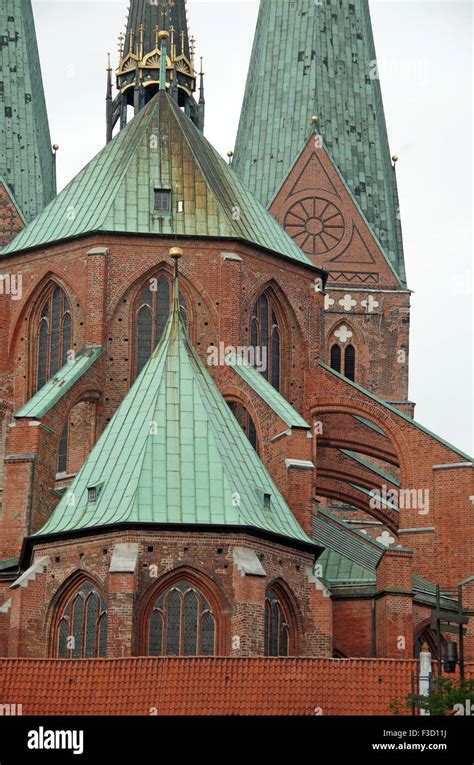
330,338,356,382
55,580,107,658
57,420,69,474
135,276,187,376
330,344,341,373
344,344,356,382
264,588,291,657
147,580,216,656
36,285,72,391
227,401,259,453
251,292,281,391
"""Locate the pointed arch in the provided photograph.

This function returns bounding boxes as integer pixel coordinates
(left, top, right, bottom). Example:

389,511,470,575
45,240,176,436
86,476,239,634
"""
138,566,228,655
49,572,107,658
23,277,75,395
264,578,302,656
327,320,359,382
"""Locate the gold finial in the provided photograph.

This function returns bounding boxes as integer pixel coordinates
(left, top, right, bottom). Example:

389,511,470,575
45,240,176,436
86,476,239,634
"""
227,150,234,165
170,245,183,280
181,30,185,55
158,29,169,44
190,35,196,63
52,144,59,152
107,52,111,71
170,25,176,59
129,30,134,50
200,56,204,75
154,25,160,47
392,154,398,163
170,246,183,259
139,23,145,59
311,115,318,124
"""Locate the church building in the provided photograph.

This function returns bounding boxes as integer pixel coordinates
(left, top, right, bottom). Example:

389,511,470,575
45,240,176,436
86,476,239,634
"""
0,0,472,688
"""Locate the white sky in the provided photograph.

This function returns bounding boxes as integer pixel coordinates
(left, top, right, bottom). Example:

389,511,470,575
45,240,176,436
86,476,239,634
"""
31,0,473,454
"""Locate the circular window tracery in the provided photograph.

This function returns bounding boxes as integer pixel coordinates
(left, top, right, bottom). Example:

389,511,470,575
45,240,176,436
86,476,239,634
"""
284,197,345,255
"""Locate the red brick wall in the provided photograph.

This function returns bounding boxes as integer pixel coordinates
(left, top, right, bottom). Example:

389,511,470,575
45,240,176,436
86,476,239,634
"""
5,530,331,659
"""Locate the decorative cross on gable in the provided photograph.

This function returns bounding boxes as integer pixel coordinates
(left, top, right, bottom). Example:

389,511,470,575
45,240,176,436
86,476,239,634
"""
334,324,353,343
338,294,357,311
361,295,380,313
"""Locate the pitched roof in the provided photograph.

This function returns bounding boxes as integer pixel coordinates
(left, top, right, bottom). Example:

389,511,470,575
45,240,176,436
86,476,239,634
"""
0,0,55,224
2,92,318,270
15,346,103,419
313,508,384,587
0,656,431,716
233,0,406,283
33,277,312,546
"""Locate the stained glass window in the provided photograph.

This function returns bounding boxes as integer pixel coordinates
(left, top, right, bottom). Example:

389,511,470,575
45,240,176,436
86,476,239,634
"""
264,588,291,657
147,580,216,656
135,277,187,377
251,292,281,390
55,581,107,658
36,285,72,391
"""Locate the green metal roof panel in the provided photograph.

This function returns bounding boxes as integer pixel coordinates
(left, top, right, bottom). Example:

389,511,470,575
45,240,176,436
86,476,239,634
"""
225,353,310,429
3,92,318,270
233,0,406,284
340,448,400,487
319,361,473,462
15,346,103,419
0,0,55,224
34,284,312,545
317,546,375,586
312,508,384,570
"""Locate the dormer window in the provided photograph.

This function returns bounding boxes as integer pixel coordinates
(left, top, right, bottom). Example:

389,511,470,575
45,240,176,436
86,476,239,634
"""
154,189,171,213
87,484,102,503
264,493,271,511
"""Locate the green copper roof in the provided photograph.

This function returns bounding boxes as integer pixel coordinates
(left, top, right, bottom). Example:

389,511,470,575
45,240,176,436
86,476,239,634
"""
16,346,103,419
319,360,473,462
313,508,384,586
3,92,316,270
225,353,310,429
34,280,312,545
0,0,55,224
233,0,406,283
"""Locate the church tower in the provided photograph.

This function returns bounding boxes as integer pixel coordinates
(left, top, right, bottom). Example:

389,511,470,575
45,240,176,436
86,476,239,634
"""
0,0,55,247
234,0,412,411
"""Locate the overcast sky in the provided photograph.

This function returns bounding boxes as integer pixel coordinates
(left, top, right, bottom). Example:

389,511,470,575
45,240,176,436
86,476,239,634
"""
31,0,473,455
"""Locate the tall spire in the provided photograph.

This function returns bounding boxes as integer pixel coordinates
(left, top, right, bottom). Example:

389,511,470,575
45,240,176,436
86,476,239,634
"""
233,0,406,284
0,0,55,232
107,0,204,140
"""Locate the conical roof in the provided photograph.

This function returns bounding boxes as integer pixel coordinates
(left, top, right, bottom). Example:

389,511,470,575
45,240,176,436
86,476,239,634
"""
233,0,406,284
2,92,316,269
0,0,55,224
34,275,312,546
